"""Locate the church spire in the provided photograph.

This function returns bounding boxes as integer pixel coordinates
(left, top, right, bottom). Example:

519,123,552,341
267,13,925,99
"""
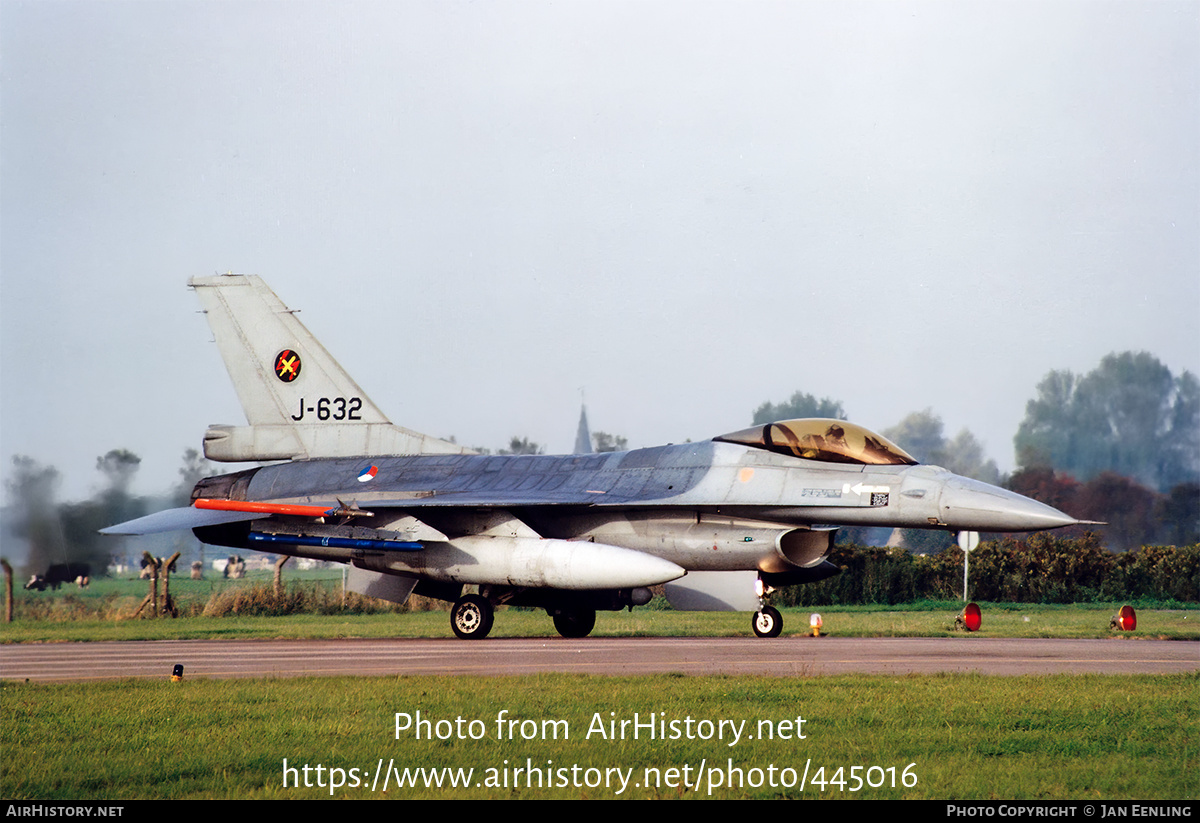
574,397,592,454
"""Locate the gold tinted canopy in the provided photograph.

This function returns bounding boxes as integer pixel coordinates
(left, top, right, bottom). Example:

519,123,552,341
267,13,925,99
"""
715,419,918,466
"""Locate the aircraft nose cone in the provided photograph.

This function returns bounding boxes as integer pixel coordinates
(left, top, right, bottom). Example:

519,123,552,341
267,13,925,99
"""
939,475,1079,532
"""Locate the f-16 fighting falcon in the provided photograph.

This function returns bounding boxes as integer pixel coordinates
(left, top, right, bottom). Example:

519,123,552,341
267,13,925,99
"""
104,275,1086,639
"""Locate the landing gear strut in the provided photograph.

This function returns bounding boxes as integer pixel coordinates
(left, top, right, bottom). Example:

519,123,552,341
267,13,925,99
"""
751,575,783,638
451,594,494,639
552,608,596,639
752,605,783,638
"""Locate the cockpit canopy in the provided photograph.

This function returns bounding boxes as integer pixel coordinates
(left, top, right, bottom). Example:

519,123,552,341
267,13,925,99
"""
714,418,918,466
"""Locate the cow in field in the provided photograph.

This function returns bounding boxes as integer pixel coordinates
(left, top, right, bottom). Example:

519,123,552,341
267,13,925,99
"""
24,563,91,591
224,555,245,579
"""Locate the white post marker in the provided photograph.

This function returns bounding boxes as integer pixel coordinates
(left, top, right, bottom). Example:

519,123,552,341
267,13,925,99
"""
957,530,980,602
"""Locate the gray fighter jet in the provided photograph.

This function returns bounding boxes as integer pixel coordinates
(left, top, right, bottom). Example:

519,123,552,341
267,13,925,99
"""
104,275,1085,639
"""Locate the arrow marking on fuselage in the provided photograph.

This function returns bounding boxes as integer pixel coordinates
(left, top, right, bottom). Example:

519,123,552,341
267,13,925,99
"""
843,483,891,496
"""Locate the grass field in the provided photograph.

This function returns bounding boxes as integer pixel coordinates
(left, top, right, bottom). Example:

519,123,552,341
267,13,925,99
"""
3,672,1196,800
4,576,1197,801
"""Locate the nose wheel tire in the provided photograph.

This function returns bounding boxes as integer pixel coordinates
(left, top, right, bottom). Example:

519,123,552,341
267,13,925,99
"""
451,594,494,639
752,605,783,638
552,609,596,639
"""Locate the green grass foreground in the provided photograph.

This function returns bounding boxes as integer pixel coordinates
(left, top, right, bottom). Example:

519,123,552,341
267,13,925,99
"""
3,672,1195,800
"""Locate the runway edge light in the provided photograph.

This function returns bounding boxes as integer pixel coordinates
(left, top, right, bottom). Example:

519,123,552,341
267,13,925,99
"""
171,664,184,682
1110,605,1137,632
809,613,823,637
956,602,982,632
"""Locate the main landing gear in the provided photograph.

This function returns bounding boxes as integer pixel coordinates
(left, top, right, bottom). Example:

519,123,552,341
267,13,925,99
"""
450,594,494,640
551,608,596,639
448,593,598,640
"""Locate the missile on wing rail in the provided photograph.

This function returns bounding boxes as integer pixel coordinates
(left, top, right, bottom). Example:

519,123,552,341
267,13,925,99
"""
247,532,424,553
194,498,373,518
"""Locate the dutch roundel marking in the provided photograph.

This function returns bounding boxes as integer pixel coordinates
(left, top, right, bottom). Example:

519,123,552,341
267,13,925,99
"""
274,349,302,382
358,465,378,483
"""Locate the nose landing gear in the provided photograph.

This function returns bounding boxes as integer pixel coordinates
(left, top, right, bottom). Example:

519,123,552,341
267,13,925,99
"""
752,605,783,638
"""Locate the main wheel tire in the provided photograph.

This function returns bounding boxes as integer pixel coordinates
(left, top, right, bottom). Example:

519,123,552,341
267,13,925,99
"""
752,605,783,638
450,594,494,640
552,609,596,639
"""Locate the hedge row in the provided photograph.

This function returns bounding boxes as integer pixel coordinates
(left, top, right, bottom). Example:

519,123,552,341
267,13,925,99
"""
781,534,1199,606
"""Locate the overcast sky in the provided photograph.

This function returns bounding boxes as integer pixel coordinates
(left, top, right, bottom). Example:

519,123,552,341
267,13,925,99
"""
2,0,1197,502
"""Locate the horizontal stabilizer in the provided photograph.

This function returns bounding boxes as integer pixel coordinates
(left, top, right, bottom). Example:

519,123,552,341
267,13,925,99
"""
100,506,267,536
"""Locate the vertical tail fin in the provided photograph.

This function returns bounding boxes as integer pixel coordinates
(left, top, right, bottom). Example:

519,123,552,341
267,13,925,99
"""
190,274,468,462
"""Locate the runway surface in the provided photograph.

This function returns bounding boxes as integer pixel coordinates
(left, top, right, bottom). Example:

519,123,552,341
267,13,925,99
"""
2,637,1196,682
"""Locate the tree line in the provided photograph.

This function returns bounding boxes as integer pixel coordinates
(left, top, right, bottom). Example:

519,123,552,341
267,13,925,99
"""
5,448,210,580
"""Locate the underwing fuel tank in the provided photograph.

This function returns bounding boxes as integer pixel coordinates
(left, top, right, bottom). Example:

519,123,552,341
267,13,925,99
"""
356,536,687,590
